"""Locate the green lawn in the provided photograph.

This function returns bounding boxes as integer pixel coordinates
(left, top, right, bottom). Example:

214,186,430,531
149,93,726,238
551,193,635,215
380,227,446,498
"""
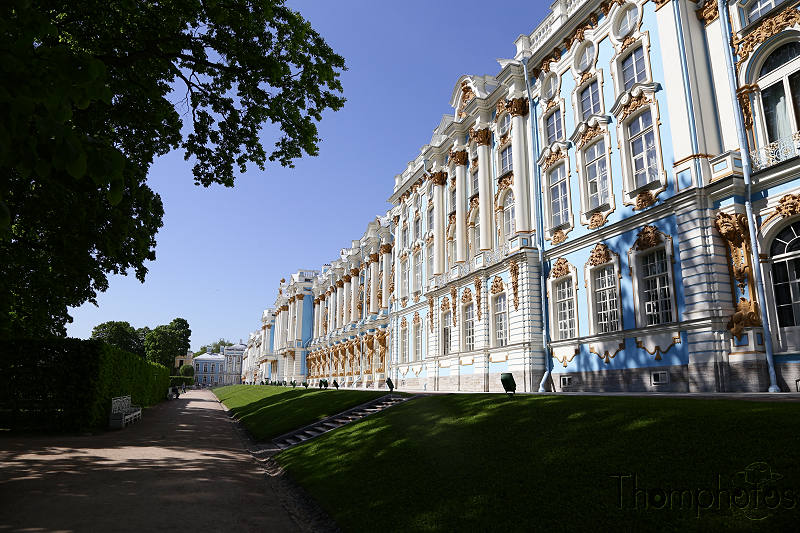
276,394,800,531
213,385,388,441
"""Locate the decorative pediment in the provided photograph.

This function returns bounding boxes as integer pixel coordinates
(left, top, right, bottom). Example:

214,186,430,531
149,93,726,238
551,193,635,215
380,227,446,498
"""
733,6,800,72
461,287,473,304
538,144,568,171
610,83,659,121
549,257,571,279
490,276,504,294
634,225,662,251
570,115,611,149
588,243,612,266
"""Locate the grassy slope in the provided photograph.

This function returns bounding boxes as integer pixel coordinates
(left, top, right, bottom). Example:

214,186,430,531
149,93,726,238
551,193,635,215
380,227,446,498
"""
213,385,387,441
277,394,800,531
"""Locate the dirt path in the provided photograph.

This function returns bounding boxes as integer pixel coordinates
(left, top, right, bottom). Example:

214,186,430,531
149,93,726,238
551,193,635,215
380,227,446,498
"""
0,390,321,532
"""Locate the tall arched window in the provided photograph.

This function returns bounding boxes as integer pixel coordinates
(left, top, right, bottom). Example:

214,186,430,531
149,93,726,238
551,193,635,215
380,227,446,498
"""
758,41,800,144
503,193,515,239
771,220,800,327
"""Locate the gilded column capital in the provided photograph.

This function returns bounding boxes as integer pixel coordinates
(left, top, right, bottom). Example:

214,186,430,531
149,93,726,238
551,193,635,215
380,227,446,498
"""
336,279,344,288
469,127,492,146
380,243,393,255
350,267,359,276
342,274,351,283
281,305,289,311
369,253,380,263
287,296,295,303
429,170,448,186
508,98,529,117
295,294,304,301
449,149,469,167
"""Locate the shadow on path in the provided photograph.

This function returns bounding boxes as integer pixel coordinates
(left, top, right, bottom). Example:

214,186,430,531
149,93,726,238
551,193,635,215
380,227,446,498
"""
0,390,330,532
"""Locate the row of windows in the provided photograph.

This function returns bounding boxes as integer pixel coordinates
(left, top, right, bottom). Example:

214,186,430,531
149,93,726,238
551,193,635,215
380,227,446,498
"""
551,247,674,342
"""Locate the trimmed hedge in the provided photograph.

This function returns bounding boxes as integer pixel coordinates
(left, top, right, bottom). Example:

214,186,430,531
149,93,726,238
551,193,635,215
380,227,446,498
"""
169,376,194,386
0,338,169,430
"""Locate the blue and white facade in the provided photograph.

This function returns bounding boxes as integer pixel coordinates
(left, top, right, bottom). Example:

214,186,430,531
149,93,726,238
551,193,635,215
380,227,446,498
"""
249,0,800,393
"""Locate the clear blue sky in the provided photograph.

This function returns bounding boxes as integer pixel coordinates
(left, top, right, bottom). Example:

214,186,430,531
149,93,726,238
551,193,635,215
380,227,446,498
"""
66,1,547,350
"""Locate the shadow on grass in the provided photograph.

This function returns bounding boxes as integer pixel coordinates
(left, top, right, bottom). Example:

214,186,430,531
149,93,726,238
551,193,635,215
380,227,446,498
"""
277,394,800,532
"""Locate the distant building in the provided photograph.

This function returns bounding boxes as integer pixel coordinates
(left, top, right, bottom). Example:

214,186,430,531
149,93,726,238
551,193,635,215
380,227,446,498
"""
194,344,244,386
174,351,192,371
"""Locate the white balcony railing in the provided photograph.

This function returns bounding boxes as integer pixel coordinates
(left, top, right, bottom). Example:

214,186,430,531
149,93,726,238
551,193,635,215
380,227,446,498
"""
751,132,800,171
434,243,512,287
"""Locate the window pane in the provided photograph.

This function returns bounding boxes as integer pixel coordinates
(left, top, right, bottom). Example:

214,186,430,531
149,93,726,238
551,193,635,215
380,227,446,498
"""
762,82,791,143
641,250,672,325
622,47,646,90
556,279,576,338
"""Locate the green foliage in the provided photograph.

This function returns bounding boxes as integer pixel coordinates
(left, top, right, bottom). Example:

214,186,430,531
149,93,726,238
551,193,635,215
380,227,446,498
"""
169,376,194,387
0,338,169,430
196,338,234,355
90,320,144,357
179,364,195,377
213,385,386,441
144,317,191,368
0,0,346,338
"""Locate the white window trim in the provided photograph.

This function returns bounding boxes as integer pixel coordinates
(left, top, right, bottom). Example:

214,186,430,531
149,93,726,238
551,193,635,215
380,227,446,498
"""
541,102,566,147
571,70,606,123
441,310,452,356
610,33,653,97
489,292,509,348
628,232,678,328
547,261,580,341
584,248,623,336
571,40,598,77
537,149,574,241
571,116,616,225
610,83,667,205
752,38,800,149
462,302,476,352
499,143,514,175
498,189,516,242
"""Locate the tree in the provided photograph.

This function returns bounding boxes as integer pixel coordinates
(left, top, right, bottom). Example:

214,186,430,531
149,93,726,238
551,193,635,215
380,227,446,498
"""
90,321,143,357
135,327,151,358
196,338,234,355
169,318,191,359
144,326,179,368
0,0,346,338
179,364,195,377
144,318,192,367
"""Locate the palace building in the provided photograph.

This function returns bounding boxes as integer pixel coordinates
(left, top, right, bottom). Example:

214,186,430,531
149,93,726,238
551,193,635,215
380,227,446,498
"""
243,0,800,393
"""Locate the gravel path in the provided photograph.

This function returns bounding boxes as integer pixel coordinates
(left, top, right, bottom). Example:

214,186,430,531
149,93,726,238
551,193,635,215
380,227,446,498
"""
0,389,331,532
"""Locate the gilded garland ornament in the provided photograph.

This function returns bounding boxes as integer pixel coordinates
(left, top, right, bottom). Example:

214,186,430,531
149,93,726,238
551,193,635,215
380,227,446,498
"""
695,0,718,26
588,212,606,229
634,225,662,250
617,92,652,121
549,257,571,279
458,81,475,118
713,211,751,291
635,190,656,210
588,243,612,266
461,287,473,304
441,296,450,312
509,260,520,311
728,298,761,340
490,275,504,294
736,85,758,132
733,6,800,72
450,286,458,325
552,229,567,245
764,193,800,224
542,149,566,171
474,277,483,321
429,298,435,332
578,124,604,149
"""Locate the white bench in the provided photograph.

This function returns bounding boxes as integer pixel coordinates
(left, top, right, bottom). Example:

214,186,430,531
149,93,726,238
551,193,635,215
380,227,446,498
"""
109,395,142,429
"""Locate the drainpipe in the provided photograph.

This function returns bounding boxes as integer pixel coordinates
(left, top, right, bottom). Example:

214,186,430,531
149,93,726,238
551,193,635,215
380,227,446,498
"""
517,57,552,392
717,0,779,392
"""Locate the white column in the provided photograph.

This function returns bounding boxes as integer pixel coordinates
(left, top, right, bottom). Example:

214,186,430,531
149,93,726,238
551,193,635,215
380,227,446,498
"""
453,149,468,262
327,288,335,333
294,295,304,342
313,299,320,339
475,129,493,249
369,252,379,315
336,281,344,329
510,98,531,232
394,249,402,300
343,276,351,325
350,267,360,323
381,244,392,309
431,172,446,275
287,298,296,347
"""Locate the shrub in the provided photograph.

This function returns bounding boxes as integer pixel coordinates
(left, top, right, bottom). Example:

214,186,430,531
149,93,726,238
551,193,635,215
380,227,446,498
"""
0,338,169,430
179,364,194,377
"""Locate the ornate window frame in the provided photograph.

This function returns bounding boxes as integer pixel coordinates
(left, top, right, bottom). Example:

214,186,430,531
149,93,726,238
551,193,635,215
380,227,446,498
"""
462,300,476,352
540,99,567,147
584,243,623,335
610,30,653,97
610,82,667,207
489,277,508,348
572,69,606,122
441,303,452,356
627,225,677,328
571,115,615,229
538,145,573,244
547,258,579,341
